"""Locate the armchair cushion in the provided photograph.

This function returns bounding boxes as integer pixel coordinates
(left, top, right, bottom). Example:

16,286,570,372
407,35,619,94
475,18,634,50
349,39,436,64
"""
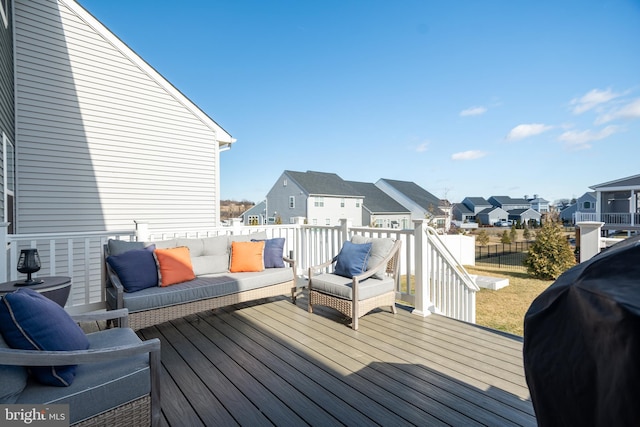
107,239,145,256
351,236,395,279
0,332,28,403
16,327,152,425
334,241,372,278
310,274,395,301
0,288,89,387
252,238,285,268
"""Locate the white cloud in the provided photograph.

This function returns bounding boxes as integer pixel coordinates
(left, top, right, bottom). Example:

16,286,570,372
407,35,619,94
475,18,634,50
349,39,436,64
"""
451,150,487,160
595,97,640,124
505,123,554,141
557,125,619,150
415,142,429,152
570,88,621,115
460,106,487,117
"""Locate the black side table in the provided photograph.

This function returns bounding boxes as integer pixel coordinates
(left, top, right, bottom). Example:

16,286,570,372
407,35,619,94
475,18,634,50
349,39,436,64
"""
0,276,72,307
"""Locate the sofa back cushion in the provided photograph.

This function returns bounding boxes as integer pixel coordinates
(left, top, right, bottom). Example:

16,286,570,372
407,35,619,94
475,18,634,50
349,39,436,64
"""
195,236,230,275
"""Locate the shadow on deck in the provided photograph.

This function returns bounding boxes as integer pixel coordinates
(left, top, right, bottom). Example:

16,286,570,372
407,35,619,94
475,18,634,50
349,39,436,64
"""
137,291,535,426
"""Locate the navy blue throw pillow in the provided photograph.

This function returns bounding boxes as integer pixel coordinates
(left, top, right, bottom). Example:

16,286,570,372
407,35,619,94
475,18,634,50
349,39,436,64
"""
107,247,158,292
0,288,89,387
252,238,285,268
334,241,372,278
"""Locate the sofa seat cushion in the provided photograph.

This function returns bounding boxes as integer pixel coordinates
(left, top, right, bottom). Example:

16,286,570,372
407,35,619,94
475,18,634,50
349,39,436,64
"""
109,268,293,313
16,328,150,425
311,273,394,301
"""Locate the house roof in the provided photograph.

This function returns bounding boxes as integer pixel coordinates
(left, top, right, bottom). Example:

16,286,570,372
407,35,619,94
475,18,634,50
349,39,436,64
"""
379,179,445,216
345,181,409,214
590,174,640,190
489,196,530,206
477,207,505,215
453,203,474,214
285,171,362,197
463,197,491,207
529,197,549,204
69,0,234,147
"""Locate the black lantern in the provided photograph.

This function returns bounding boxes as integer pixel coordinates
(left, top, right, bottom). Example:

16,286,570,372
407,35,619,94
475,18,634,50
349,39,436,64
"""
16,248,43,286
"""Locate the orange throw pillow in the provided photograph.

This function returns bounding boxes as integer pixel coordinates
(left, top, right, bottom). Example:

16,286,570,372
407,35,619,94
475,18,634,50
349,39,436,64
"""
154,247,196,287
230,241,265,273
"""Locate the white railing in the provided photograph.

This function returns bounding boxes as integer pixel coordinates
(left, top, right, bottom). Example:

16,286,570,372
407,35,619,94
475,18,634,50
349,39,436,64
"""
0,218,478,322
575,212,637,227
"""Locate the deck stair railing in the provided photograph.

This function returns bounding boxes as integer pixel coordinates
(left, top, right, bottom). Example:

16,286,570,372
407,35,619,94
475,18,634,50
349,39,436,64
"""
0,218,478,322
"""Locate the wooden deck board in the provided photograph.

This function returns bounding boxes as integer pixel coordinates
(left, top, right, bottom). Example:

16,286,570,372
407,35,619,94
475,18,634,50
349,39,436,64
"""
139,292,536,426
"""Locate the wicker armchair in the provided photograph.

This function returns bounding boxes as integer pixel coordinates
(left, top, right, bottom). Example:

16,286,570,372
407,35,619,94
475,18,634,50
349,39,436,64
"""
0,309,161,426
308,239,401,330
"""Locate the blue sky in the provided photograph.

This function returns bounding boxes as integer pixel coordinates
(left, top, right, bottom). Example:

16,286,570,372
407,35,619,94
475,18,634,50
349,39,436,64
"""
79,0,640,205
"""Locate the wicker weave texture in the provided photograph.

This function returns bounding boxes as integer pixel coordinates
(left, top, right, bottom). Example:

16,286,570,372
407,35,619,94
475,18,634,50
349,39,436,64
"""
130,281,294,330
309,290,395,319
73,396,150,427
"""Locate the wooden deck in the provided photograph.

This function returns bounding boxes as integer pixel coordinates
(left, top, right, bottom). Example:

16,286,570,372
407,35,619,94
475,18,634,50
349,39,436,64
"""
137,292,536,426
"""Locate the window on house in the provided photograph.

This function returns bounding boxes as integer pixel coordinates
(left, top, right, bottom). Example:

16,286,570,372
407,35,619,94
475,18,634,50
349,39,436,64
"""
340,198,345,208
312,218,317,225
3,134,15,233
583,201,591,209
325,218,330,225
289,196,295,209
0,0,8,28
314,197,324,207
356,201,360,208
283,178,287,187
248,215,259,226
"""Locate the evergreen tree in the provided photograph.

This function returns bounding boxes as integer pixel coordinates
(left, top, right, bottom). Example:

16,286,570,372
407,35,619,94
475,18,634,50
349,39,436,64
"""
477,229,489,246
523,220,575,279
500,230,511,244
509,225,517,242
523,226,531,240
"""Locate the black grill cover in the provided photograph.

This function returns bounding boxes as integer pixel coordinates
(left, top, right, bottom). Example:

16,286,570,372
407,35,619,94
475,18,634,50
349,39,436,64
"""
523,235,640,426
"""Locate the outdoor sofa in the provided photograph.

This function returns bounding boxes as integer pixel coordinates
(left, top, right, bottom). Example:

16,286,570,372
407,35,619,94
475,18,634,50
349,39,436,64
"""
105,231,296,331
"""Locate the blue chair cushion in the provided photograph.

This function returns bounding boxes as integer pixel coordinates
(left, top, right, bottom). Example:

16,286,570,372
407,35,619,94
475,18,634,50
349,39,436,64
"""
334,241,372,278
252,238,285,268
0,288,89,387
0,330,28,403
107,246,158,292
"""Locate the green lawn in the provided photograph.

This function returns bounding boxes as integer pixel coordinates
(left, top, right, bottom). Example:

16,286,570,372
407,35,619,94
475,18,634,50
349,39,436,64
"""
466,265,554,336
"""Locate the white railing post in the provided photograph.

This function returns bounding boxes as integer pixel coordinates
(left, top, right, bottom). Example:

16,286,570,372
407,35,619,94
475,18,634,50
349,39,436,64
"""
339,218,352,243
134,220,149,242
577,221,604,263
0,222,9,281
412,219,435,317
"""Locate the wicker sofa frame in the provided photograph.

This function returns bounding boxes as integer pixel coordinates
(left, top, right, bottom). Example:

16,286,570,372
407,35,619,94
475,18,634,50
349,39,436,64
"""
0,309,161,426
308,239,401,330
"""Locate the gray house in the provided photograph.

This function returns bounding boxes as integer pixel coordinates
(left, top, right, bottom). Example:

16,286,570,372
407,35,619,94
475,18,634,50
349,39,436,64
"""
560,192,596,224
574,174,640,231
265,171,364,226
345,181,411,229
375,178,449,230
1,0,235,234
508,208,542,227
461,197,493,215
241,200,267,225
476,207,509,227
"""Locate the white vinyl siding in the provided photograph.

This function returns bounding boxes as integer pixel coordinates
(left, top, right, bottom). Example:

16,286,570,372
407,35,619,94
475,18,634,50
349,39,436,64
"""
14,0,231,233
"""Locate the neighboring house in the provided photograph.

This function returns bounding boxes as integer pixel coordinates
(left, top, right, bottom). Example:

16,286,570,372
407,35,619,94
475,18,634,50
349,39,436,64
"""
345,181,412,229
265,171,364,226
488,196,531,211
452,203,475,222
560,192,596,224
2,0,235,234
375,178,449,230
508,208,542,227
476,207,509,227
576,175,640,232
527,195,551,213
461,197,493,215
242,200,267,225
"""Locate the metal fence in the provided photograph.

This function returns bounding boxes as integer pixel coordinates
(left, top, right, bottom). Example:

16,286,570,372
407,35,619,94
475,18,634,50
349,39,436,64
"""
475,241,533,272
